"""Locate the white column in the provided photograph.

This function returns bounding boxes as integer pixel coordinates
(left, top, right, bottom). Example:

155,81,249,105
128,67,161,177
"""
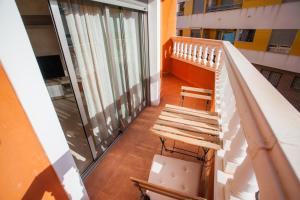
192,45,197,62
209,47,215,66
203,46,209,65
173,41,177,55
176,42,181,57
223,128,248,174
188,43,193,60
183,43,188,59
215,48,222,70
197,45,203,63
0,1,89,199
180,42,184,57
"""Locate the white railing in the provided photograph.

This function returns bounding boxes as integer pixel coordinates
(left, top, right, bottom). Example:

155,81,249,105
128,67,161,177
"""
171,37,300,200
171,37,224,72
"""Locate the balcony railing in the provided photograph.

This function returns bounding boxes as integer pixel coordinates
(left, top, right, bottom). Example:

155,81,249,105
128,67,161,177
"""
171,36,300,199
207,2,242,12
171,37,224,72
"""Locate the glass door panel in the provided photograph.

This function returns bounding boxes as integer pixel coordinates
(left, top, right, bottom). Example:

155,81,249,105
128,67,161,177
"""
50,0,150,167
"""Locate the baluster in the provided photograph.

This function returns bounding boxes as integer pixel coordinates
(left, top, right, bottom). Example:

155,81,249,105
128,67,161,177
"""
215,48,222,70
180,42,184,57
188,44,193,60
192,45,197,62
176,42,181,57
226,155,259,200
197,45,203,63
209,47,215,66
183,43,188,59
173,41,177,56
203,46,209,65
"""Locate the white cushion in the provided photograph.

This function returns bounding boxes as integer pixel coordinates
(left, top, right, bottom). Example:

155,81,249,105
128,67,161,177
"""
147,155,201,200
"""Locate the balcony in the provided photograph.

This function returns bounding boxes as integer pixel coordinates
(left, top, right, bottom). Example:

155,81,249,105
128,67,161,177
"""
206,2,242,13
85,36,300,199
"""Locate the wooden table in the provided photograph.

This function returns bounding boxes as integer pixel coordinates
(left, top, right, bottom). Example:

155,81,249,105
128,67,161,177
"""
151,104,221,161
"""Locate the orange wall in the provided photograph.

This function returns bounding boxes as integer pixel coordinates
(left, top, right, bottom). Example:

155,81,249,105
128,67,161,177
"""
171,59,215,112
161,0,177,73
0,63,68,200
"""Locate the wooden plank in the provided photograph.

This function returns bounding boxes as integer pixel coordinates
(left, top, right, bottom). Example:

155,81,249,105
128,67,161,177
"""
161,110,219,125
181,86,213,94
156,119,219,136
151,129,221,150
158,115,220,131
130,177,206,200
165,104,218,116
164,107,218,120
153,124,219,143
181,92,212,100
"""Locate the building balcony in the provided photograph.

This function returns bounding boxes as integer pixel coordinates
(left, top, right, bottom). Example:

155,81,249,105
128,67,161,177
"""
206,2,242,13
85,36,300,199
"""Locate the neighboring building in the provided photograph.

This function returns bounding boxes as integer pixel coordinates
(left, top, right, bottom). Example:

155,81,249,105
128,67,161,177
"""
177,0,300,111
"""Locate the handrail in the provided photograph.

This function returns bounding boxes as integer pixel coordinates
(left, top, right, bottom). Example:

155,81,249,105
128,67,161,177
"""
222,41,300,199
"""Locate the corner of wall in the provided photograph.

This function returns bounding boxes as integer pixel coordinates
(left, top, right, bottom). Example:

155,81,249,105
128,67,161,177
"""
290,30,300,56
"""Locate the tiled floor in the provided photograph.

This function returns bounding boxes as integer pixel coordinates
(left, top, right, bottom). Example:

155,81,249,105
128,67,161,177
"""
84,74,210,199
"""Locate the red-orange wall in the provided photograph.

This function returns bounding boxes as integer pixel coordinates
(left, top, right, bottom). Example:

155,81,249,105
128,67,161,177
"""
171,60,215,90
161,0,177,73
0,63,68,200
171,59,215,112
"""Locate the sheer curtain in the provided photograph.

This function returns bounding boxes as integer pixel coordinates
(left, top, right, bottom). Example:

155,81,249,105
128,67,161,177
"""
58,0,147,154
59,0,119,151
123,10,144,118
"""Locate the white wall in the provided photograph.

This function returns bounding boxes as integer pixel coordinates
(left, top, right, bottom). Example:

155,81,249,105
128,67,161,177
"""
148,0,161,105
0,1,88,199
239,49,300,74
177,1,300,29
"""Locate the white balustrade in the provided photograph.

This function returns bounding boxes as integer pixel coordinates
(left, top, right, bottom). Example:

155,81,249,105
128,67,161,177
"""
171,38,224,71
171,37,300,200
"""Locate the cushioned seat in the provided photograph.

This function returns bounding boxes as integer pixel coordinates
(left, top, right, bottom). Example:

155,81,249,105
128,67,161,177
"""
147,155,201,200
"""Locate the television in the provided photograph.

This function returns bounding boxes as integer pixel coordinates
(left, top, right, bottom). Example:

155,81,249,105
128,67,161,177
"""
36,55,65,79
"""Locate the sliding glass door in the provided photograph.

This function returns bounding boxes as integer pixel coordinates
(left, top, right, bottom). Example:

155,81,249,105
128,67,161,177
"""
49,0,149,173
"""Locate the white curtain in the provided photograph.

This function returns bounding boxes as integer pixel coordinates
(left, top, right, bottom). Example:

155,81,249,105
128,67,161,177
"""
60,0,119,149
123,10,144,117
58,0,146,150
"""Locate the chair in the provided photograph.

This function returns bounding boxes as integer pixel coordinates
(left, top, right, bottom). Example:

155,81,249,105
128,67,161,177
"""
130,154,206,200
180,86,213,111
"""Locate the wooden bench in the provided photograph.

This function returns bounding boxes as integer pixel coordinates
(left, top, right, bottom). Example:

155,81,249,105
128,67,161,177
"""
180,86,213,110
130,154,206,200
